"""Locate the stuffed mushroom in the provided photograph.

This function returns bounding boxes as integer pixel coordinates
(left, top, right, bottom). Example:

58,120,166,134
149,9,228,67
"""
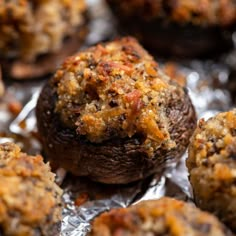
36,37,196,184
89,197,233,236
187,109,236,231
106,0,236,57
0,0,88,79
0,142,62,236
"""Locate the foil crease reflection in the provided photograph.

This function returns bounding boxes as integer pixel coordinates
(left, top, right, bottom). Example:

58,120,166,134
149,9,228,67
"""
0,0,235,235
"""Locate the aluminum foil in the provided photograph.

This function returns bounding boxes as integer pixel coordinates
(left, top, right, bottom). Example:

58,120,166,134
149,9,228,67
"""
0,0,236,235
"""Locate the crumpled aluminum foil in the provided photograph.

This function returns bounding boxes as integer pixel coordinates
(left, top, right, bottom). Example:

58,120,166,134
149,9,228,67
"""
0,0,235,235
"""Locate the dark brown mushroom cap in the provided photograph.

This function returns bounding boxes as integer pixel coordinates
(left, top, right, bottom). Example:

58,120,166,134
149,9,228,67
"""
36,37,196,184
0,142,62,236
227,70,236,104
89,197,233,236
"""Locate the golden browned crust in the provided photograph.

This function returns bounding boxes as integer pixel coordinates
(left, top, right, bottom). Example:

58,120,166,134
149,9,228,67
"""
107,0,236,26
53,37,186,156
90,197,232,236
187,109,236,231
0,0,87,61
0,142,62,236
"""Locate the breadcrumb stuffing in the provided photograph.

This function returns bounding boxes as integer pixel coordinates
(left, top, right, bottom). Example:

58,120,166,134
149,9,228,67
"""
53,37,184,156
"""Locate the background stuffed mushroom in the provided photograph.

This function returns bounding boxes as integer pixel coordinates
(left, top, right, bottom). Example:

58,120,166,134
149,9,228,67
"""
106,0,236,57
89,197,233,236
0,0,88,79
